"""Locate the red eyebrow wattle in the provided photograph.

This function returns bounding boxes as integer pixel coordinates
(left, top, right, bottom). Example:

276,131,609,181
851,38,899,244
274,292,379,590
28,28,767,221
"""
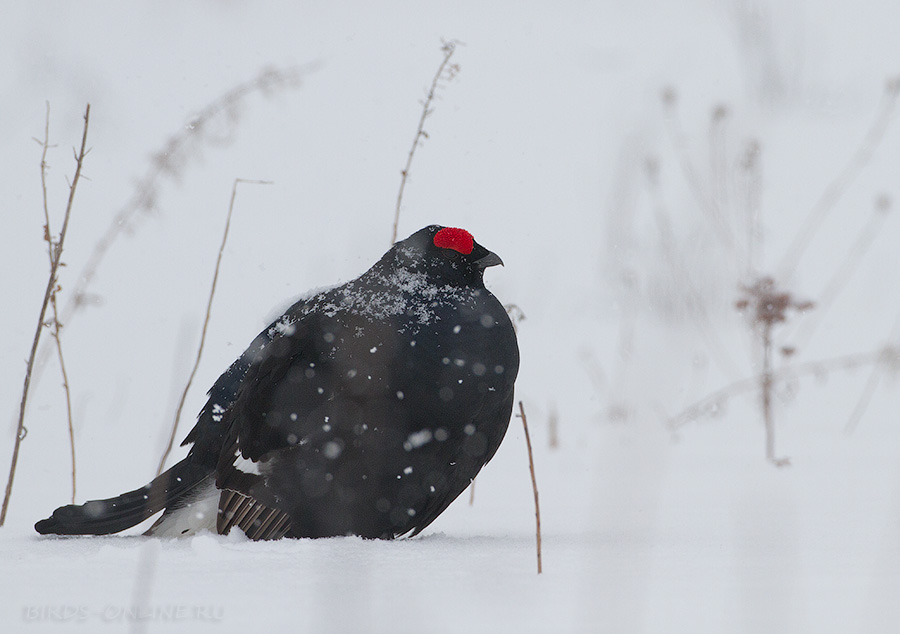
433,227,474,254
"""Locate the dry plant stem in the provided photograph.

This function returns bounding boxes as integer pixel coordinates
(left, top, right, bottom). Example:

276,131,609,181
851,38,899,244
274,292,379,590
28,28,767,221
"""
662,94,737,254
579,349,608,395
668,347,891,431
844,368,883,434
37,102,77,503
645,169,741,379
391,41,458,245
17,70,306,465
156,178,273,475
760,323,789,466
709,107,730,220
517,401,542,574
786,203,889,351
777,81,900,278
65,67,302,322
845,310,900,433
48,255,76,504
26,67,304,401
1,104,90,526
740,140,763,279
611,277,638,400
761,326,774,461
548,408,559,449
503,304,526,334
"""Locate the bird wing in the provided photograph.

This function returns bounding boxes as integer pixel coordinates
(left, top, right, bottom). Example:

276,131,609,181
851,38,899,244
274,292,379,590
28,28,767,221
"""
405,389,516,537
172,288,320,505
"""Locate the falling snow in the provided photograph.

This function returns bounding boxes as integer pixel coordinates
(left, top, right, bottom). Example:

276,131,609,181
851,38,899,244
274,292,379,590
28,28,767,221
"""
5,3,900,634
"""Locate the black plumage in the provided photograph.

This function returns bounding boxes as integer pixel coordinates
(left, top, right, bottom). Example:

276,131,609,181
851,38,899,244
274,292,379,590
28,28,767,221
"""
36,225,519,540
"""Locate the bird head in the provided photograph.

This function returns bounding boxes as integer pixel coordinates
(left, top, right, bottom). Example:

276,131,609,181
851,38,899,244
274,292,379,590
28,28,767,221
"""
391,225,504,288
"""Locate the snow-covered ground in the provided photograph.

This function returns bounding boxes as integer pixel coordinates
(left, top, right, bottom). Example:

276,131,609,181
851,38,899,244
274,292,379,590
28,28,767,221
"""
3,2,900,632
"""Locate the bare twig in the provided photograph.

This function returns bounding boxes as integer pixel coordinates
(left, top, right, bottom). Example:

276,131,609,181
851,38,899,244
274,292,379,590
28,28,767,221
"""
1,104,90,526
738,138,762,279
26,67,306,403
785,196,891,351
516,401,542,574
610,273,638,421
734,278,811,466
668,346,893,431
777,78,900,278
66,67,302,321
156,178,273,475
504,304,526,334
845,309,900,433
579,348,608,394
661,87,738,254
644,159,741,380
548,406,559,449
844,366,884,435
709,104,731,238
36,102,78,503
759,321,789,466
391,40,460,245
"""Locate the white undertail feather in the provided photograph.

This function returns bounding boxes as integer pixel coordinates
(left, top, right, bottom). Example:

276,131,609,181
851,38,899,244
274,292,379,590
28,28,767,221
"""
233,452,262,475
145,479,219,537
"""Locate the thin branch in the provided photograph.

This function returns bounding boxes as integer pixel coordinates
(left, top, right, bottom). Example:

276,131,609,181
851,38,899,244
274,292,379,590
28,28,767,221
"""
844,367,883,435
156,178,273,475
661,88,738,254
644,159,742,380
777,78,900,278
668,346,891,431
709,104,732,241
845,308,900,433
760,322,789,467
65,67,303,322
738,138,763,280
548,406,559,449
25,67,307,404
1,103,90,526
391,40,459,245
516,401,542,574
609,273,639,420
785,197,890,352
504,304,526,334
37,102,77,503
50,324,76,503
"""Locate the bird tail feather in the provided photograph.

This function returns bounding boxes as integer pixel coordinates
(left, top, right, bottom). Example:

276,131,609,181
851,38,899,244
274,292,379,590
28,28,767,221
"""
34,458,211,536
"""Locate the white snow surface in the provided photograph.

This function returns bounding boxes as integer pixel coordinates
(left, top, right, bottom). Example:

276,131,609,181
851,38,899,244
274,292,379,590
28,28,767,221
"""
3,2,900,632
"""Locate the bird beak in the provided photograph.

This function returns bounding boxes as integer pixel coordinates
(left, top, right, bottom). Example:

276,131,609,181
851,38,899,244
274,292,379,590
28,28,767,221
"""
474,250,504,269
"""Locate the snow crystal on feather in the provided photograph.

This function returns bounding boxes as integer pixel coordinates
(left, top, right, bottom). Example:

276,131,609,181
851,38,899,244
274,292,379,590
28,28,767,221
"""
310,267,470,325
262,283,341,325
269,316,296,337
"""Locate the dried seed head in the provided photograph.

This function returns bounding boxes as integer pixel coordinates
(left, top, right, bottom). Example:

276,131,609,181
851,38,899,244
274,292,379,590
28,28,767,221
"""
737,276,813,327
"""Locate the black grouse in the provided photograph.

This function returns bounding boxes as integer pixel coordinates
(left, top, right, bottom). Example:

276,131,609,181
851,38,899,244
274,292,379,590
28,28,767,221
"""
36,225,519,540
